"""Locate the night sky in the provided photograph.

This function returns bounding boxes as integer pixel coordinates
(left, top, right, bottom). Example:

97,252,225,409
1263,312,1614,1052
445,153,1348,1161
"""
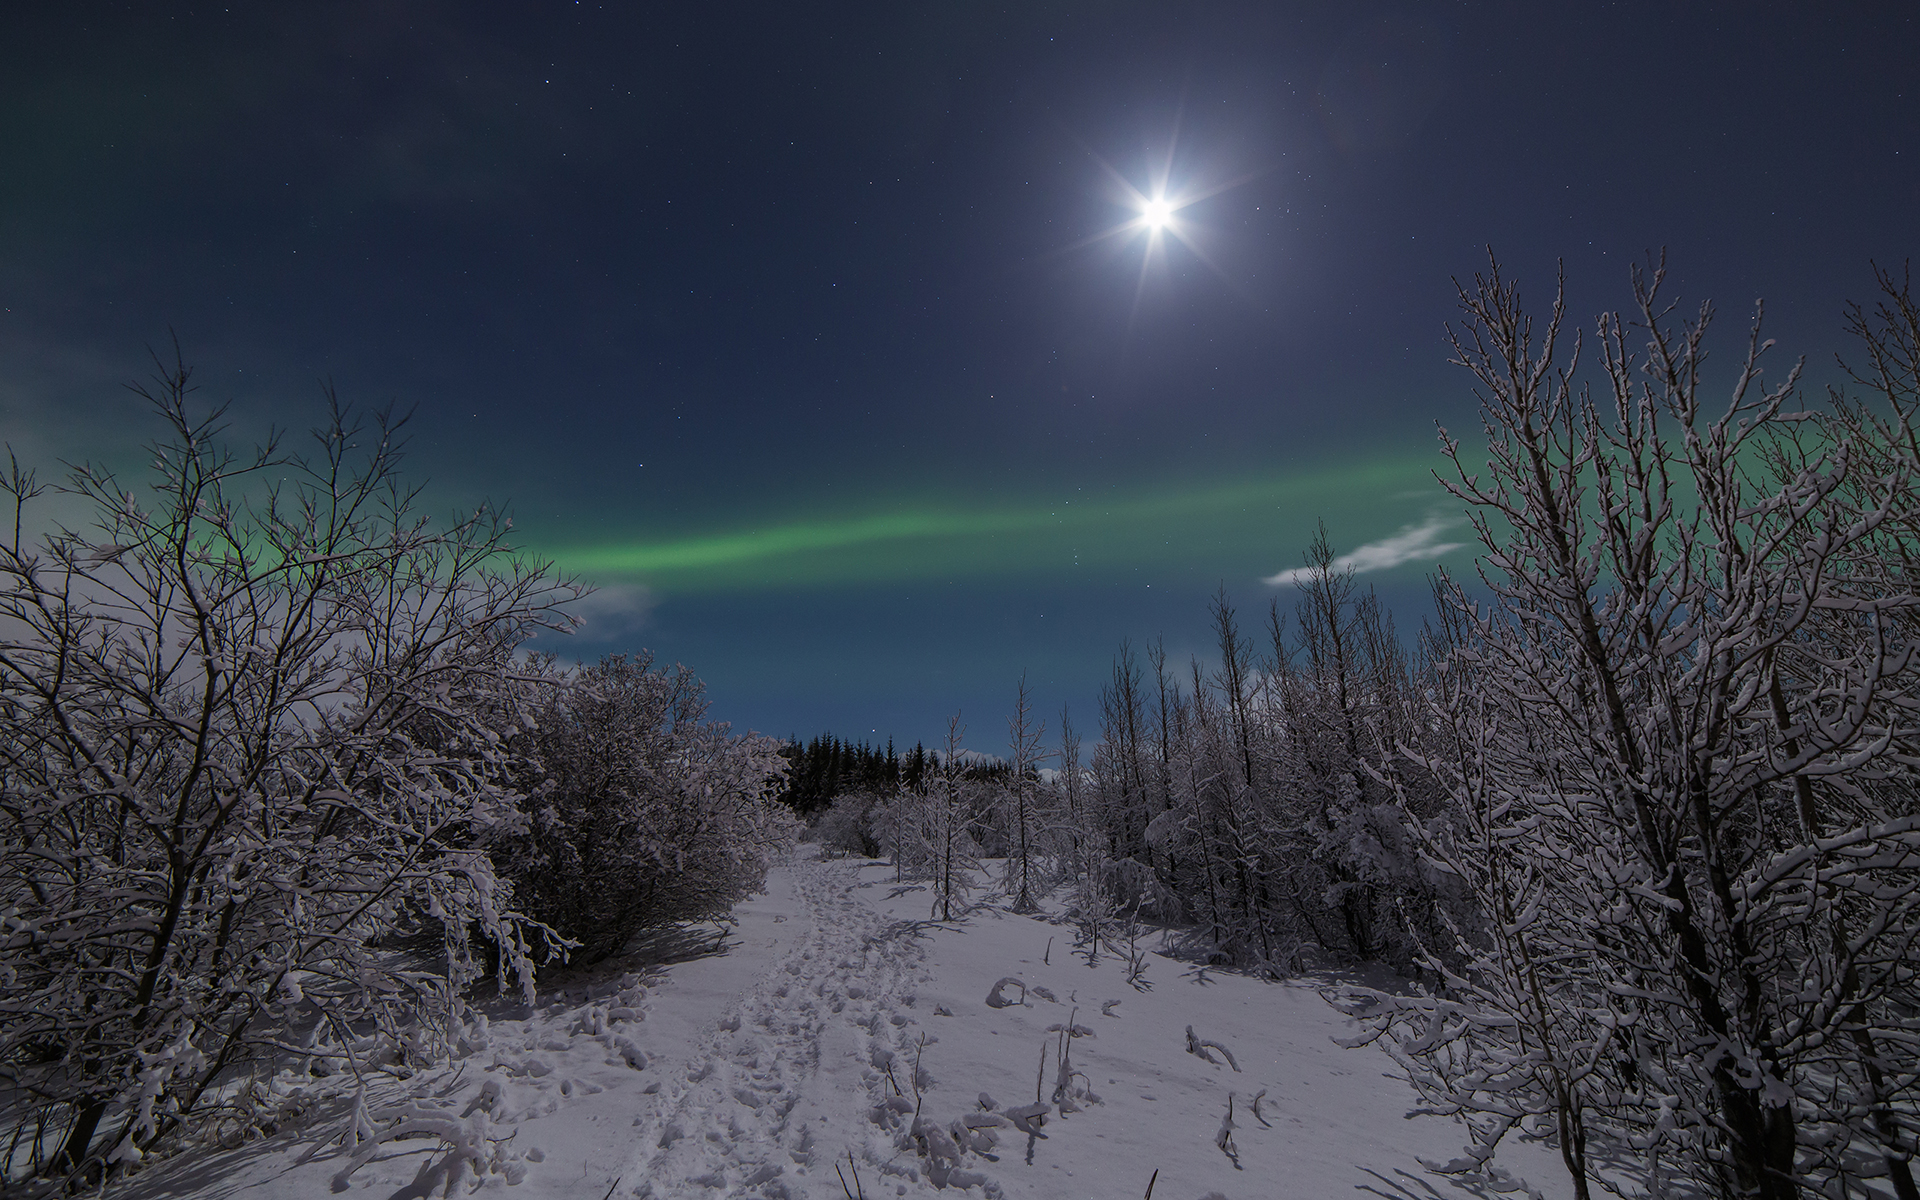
3,3,1915,748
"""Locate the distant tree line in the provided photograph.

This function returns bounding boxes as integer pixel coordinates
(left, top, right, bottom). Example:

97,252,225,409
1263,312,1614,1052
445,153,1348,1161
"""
775,736,918,816
774,734,1026,818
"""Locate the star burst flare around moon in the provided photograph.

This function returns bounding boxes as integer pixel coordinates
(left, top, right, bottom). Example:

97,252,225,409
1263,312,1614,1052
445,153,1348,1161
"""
1139,195,1176,231
1046,129,1264,330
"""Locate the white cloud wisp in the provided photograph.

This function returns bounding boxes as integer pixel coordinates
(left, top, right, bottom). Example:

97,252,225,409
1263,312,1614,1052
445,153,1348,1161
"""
1263,515,1466,587
556,581,658,640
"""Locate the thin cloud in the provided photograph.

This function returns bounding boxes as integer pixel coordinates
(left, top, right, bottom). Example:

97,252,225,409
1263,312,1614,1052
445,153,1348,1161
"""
559,582,656,638
1263,515,1466,587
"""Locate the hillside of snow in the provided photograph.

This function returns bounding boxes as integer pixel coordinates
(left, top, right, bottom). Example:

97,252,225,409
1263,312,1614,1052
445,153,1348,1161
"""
113,850,1571,1200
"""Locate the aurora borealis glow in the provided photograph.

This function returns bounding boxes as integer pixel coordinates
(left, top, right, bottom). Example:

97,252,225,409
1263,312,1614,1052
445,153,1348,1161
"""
542,461,1446,591
3,4,1914,744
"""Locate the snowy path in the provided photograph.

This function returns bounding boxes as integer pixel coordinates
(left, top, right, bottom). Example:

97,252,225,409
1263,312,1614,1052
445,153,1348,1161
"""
623,858,926,1199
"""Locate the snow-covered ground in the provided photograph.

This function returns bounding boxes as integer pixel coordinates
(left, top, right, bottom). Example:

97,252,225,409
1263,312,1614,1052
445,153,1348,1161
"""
115,850,1571,1200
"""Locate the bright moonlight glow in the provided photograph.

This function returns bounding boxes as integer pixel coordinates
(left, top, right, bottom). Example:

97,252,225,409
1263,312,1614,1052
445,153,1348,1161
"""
1141,197,1173,229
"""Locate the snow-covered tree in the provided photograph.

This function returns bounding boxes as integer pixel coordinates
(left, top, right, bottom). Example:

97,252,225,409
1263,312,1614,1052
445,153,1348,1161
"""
874,717,983,918
928,716,983,921
1093,643,1154,869
499,653,794,964
1355,259,1920,1200
0,361,580,1185
1061,578,1450,976
1268,535,1456,970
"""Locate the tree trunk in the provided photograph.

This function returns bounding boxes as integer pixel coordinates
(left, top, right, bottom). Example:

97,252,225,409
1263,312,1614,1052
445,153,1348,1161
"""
51,1096,108,1181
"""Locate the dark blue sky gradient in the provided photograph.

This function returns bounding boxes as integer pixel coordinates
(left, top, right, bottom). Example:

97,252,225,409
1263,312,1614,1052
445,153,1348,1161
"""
2,2,1914,748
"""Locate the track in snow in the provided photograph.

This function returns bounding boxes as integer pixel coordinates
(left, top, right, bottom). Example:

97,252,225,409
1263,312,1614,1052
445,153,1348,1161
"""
625,856,936,1199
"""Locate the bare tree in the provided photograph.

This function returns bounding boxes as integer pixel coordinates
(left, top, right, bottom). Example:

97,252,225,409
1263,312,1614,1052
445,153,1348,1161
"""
1058,704,1085,875
931,714,979,921
1095,642,1151,864
1005,674,1048,912
0,359,579,1184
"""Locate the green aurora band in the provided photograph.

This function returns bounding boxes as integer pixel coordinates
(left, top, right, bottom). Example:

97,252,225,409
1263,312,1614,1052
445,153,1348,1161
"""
538,455,1464,592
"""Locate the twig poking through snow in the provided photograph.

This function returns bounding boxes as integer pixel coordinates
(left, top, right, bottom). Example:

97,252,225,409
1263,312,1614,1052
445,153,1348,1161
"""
1004,1102,1050,1139
1185,1024,1241,1071
1052,1033,1079,1115
1250,1088,1272,1128
1215,1093,1241,1169
911,1033,929,1120
1144,1167,1159,1198
836,1150,866,1199
328,1098,531,1193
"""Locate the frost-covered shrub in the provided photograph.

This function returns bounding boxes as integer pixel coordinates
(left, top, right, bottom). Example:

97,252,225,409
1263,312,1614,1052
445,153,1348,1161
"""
0,367,577,1184
498,654,795,964
812,789,886,858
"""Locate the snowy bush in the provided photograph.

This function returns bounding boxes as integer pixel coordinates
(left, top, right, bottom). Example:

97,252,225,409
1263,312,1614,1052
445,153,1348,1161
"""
498,654,795,965
812,788,886,858
0,364,578,1185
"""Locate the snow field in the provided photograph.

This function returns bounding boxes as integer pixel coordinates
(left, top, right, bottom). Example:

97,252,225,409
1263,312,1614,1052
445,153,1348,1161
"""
840,858,1573,1200
109,850,1571,1200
